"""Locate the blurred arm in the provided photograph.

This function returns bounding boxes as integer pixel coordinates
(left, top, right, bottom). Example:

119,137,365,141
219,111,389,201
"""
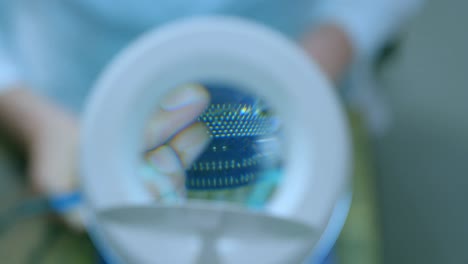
0,87,73,150
0,36,78,196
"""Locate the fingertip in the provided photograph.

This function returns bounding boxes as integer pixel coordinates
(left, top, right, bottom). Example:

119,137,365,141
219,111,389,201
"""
160,84,210,112
169,122,212,169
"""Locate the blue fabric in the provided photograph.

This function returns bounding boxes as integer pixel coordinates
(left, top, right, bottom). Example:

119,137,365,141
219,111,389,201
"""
48,191,82,213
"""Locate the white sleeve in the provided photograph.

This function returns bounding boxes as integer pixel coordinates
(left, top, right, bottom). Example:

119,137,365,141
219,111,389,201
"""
0,0,21,93
315,0,424,58
0,37,21,93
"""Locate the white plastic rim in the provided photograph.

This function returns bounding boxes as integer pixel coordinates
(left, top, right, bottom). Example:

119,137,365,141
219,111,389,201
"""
81,16,351,262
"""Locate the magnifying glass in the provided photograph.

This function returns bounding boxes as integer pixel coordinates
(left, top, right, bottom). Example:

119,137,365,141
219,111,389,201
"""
81,17,351,264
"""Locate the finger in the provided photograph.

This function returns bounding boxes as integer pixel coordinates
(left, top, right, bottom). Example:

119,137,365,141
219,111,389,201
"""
145,145,186,197
169,122,211,169
144,84,210,150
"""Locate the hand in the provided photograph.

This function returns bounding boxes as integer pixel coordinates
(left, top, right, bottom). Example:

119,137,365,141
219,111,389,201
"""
143,84,212,200
0,89,84,230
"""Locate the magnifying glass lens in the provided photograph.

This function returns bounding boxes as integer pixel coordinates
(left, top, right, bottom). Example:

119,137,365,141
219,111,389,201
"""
142,83,284,208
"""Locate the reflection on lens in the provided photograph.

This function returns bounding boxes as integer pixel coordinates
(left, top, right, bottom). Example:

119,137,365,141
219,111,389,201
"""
142,83,283,208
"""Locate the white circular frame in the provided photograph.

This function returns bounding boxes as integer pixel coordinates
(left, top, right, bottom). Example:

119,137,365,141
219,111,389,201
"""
81,16,351,247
